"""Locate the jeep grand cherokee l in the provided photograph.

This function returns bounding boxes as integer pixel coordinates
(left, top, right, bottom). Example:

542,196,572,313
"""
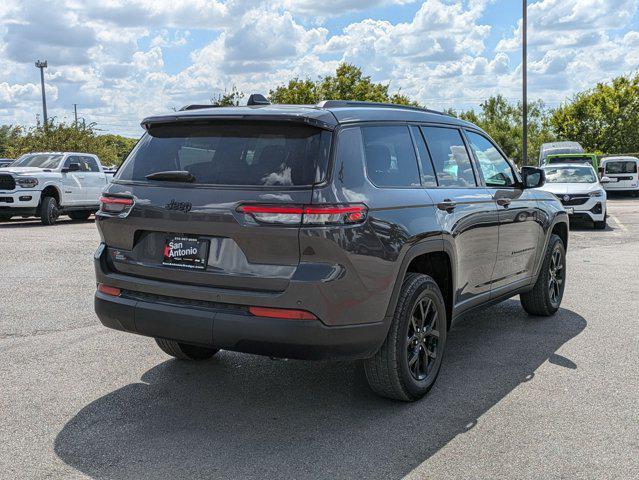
94,99,568,401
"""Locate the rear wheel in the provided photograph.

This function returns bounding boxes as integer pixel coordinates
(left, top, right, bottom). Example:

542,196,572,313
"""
521,234,566,316
68,210,92,221
40,196,60,225
155,338,219,360
364,273,447,401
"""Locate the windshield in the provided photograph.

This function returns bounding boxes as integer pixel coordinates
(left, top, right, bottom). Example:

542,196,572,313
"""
13,154,64,169
605,160,637,174
544,166,597,184
117,122,332,186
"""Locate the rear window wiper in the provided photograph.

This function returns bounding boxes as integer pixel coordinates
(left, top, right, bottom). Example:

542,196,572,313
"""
145,170,196,182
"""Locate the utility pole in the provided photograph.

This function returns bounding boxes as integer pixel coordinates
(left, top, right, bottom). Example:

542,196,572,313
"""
35,60,48,127
522,0,528,166
73,103,78,126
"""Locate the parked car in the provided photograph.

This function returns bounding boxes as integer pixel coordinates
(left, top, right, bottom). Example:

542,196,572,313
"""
539,141,584,165
0,158,14,168
539,163,609,229
94,99,568,401
600,156,639,195
0,152,110,225
544,152,600,172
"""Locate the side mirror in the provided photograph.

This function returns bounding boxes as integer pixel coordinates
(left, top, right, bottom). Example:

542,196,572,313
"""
600,176,612,184
521,166,545,189
62,163,80,173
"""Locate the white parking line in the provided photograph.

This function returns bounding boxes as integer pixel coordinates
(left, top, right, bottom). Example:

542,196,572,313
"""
608,214,628,232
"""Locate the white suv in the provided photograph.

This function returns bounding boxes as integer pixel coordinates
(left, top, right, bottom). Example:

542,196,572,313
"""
0,152,109,225
538,163,609,229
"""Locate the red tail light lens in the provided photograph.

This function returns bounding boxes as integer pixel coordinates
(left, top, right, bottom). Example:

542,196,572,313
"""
99,195,134,215
97,283,121,296
249,306,317,320
237,204,367,226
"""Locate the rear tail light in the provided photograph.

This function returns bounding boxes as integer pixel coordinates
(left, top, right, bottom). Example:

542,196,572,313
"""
237,204,367,226
97,283,121,296
249,306,317,320
99,195,134,216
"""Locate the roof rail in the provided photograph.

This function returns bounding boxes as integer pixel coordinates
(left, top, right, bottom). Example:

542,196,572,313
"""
316,100,443,115
179,104,217,111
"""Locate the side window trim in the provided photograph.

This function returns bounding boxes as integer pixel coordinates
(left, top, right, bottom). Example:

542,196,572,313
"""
463,128,521,188
407,125,438,187
419,125,480,189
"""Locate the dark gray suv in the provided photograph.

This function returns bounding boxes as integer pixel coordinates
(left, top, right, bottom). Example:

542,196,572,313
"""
94,100,568,401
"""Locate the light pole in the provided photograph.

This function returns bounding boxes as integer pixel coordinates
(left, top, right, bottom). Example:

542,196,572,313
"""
35,60,48,127
522,1,528,166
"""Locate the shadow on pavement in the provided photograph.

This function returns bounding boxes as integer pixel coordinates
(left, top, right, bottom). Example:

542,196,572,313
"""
54,300,586,480
0,218,94,228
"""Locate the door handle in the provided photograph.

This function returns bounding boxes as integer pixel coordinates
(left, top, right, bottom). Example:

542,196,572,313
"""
496,198,512,207
437,200,457,212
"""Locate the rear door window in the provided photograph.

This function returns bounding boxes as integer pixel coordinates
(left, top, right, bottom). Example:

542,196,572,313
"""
361,125,421,187
117,122,332,187
421,126,477,187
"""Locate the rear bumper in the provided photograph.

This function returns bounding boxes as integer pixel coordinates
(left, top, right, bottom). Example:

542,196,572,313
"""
95,291,386,360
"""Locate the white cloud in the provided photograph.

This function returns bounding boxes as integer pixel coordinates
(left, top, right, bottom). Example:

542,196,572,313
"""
0,0,637,135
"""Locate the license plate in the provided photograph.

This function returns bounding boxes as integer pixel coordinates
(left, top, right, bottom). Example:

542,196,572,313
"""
162,236,209,270
565,207,574,214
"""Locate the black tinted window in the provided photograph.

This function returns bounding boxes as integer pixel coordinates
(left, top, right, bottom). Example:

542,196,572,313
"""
362,125,420,187
421,127,476,187
117,122,331,186
409,126,437,187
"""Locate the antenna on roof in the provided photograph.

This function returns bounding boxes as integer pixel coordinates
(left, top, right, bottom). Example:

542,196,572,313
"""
247,94,270,106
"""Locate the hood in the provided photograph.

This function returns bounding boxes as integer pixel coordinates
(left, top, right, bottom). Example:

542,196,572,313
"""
0,167,51,175
538,182,602,195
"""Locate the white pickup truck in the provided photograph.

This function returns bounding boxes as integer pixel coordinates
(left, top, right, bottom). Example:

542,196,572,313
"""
0,152,111,225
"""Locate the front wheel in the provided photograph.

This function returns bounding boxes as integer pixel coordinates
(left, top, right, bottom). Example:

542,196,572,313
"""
364,273,447,401
155,338,219,360
521,234,566,316
40,196,60,225
593,216,607,230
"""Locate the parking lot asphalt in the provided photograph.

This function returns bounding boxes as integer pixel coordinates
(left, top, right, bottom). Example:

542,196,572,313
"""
1,196,638,480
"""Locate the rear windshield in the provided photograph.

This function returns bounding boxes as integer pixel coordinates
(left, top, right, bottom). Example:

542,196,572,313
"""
547,156,592,165
605,160,637,174
116,122,332,187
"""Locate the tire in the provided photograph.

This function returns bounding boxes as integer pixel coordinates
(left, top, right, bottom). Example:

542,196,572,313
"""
364,273,447,401
594,216,607,230
520,234,566,316
0,215,11,222
155,338,219,360
40,196,60,225
68,210,92,221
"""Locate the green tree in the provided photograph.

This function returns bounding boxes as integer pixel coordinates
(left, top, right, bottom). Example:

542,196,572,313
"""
4,120,137,166
211,86,244,106
454,95,555,165
0,125,23,157
269,63,420,106
551,73,639,154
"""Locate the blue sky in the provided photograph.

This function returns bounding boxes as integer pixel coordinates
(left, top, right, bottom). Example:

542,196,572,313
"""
1,0,638,137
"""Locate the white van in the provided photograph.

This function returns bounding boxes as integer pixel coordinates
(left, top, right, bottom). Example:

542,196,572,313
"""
601,156,639,195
